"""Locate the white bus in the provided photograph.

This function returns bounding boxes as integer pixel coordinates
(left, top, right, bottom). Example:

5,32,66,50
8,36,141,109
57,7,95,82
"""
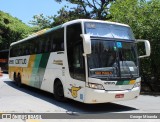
9,19,151,103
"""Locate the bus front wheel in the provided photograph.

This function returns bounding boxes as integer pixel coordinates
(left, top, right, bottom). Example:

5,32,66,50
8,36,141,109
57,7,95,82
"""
54,80,65,102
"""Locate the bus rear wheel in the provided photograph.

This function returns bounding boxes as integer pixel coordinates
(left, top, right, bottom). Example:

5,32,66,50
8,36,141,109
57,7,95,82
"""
13,73,17,84
16,73,22,87
54,80,65,102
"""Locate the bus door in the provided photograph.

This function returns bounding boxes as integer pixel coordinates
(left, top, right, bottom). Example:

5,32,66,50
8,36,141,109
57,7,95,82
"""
66,23,86,101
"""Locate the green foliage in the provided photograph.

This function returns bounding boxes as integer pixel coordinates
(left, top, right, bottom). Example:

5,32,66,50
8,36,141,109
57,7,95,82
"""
0,11,33,50
110,0,160,39
109,0,160,89
30,0,115,29
54,0,115,19
29,14,52,30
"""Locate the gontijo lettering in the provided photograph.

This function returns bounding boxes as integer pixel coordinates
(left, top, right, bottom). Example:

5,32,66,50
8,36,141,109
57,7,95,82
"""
15,59,27,64
9,60,14,64
9,59,27,64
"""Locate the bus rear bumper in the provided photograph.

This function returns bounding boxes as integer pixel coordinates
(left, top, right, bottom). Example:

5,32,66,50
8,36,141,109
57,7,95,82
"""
84,87,140,104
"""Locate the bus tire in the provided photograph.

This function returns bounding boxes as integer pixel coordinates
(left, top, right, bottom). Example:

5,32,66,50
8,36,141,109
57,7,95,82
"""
13,73,17,85
17,73,22,88
54,80,65,102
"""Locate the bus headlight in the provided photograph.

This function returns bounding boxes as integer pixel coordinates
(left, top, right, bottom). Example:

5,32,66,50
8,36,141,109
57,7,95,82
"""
88,83,104,90
133,82,141,88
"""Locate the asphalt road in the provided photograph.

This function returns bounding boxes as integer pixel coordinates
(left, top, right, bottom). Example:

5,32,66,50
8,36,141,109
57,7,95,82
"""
0,74,160,122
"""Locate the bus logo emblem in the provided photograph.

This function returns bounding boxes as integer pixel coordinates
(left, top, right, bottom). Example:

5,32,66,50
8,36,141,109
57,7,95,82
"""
69,85,81,98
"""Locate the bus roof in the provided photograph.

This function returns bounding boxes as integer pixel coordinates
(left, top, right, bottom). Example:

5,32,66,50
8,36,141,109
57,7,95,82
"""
10,19,130,46
63,19,129,27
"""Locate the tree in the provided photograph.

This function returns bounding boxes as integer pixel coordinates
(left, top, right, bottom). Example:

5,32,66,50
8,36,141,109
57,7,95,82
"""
30,0,115,29
0,11,33,50
55,0,115,19
109,0,160,91
29,14,52,30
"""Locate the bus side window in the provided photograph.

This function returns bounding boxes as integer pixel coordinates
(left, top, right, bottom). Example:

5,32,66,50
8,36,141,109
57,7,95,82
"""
58,28,64,51
41,38,46,53
22,44,25,56
44,35,50,53
38,37,44,54
28,42,31,55
33,39,38,54
26,42,30,55
25,49,28,55
31,43,34,54
52,32,57,52
19,46,22,56
39,40,42,54
53,28,64,52
16,45,20,56
50,34,55,52
36,37,40,54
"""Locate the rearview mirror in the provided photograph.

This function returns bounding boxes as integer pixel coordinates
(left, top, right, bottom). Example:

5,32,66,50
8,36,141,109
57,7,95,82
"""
136,39,151,58
81,34,91,56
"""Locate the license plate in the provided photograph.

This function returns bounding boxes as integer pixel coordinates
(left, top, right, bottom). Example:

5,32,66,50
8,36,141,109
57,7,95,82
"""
115,94,124,98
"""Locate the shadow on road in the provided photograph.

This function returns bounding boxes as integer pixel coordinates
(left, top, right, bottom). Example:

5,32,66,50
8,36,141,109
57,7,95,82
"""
4,80,138,113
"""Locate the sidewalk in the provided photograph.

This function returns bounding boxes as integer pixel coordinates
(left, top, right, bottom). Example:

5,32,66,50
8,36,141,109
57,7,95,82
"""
0,73,9,81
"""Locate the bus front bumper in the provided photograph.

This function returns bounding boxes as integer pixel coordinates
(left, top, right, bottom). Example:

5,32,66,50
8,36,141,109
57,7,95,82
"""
84,87,140,104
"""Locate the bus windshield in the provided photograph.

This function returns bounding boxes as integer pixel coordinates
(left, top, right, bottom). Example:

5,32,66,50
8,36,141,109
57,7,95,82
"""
87,39,139,80
85,22,135,40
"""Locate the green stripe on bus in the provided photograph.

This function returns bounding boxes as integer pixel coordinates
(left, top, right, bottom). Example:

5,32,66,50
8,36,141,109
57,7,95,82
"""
39,53,50,68
116,80,130,85
33,54,42,68
30,54,42,87
116,81,123,85
123,80,130,85
38,53,50,88
29,53,50,88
